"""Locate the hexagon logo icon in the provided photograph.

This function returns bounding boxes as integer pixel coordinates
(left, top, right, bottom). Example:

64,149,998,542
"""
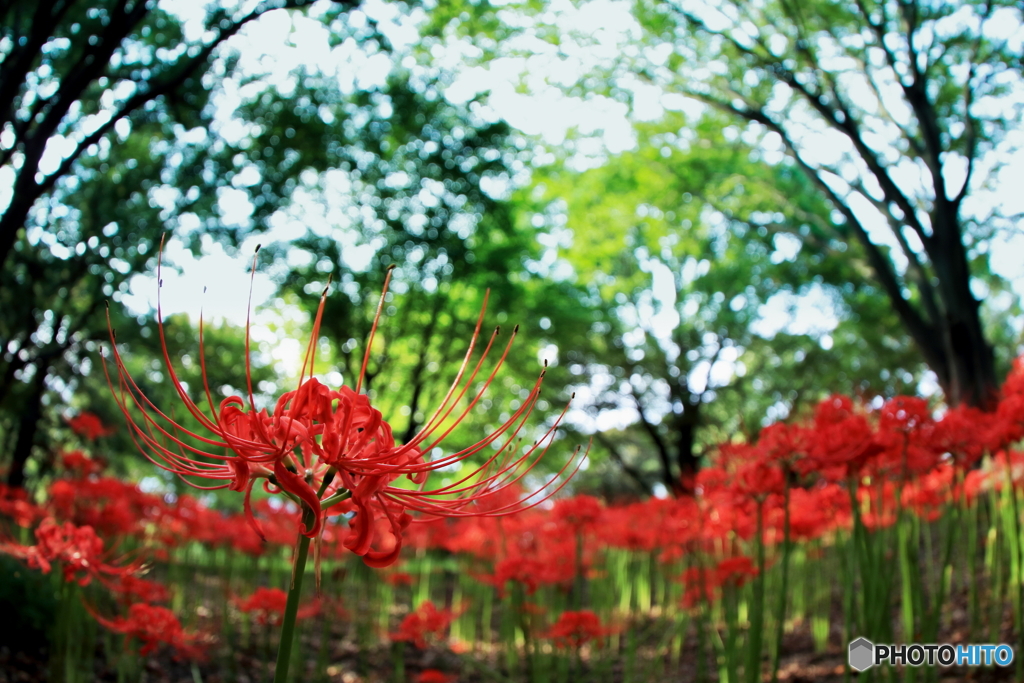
849,638,875,671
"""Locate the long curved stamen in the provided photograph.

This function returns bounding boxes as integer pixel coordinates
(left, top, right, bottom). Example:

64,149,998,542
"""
357,266,395,396
243,245,274,449
106,241,580,568
151,239,228,436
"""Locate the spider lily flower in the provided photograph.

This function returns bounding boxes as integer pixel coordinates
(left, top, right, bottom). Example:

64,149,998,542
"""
88,602,206,659
104,240,584,568
0,517,131,585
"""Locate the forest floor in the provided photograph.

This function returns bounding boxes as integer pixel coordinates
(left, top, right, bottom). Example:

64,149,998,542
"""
1,578,1020,683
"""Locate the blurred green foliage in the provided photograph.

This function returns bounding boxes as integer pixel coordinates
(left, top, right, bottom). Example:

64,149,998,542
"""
2,0,1021,499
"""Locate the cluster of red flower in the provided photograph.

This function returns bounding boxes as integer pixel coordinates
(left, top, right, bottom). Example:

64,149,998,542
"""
0,451,204,659
103,254,585,570
4,336,1024,664
543,610,615,649
233,586,324,626
367,359,1024,613
389,600,457,649
65,411,116,441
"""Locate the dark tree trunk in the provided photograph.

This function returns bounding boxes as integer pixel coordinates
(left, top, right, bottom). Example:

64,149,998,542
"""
6,362,47,489
927,208,998,408
668,400,700,496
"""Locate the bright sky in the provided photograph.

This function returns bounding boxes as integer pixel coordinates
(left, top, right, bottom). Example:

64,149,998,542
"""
112,0,1023,395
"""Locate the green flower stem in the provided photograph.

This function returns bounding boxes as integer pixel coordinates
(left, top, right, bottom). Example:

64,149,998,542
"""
320,489,351,509
966,498,980,642
745,501,766,683
770,481,792,683
273,503,316,683
1000,460,1024,683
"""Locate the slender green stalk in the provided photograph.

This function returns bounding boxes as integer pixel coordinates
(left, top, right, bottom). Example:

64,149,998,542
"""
272,505,315,683
966,498,980,642
721,583,739,683
1000,463,1024,682
771,482,792,683
745,501,766,683
897,516,918,683
391,641,405,683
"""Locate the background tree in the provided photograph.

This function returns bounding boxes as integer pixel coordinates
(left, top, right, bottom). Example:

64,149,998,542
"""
630,0,1024,407
536,115,921,495
419,0,1023,489
230,63,596,465
0,0,593,489
0,0,350,486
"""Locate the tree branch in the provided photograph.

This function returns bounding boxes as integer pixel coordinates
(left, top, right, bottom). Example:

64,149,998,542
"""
593,431,652,496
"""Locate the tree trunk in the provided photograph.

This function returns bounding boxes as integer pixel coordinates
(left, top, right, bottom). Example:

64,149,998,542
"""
6,362,47,489
928,208,998,408
671,404,700,496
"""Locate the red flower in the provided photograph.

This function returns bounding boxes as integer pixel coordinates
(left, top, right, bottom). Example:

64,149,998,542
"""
60,450,105,476
678,555,759,607
784,483,850,541
869,396,941,478
104,244,585,567
933,404,997,468
384,570,414,586
65,411,115,440
552,494,603,531
0,483,43,527
801,395,882,481
996,357,1024,445
107,574,171,604
90,603,204,659
416,670,457,683
901,464,954,521
389,601,455,649
234,587,320,626
0,517,127,585
543,610,612,649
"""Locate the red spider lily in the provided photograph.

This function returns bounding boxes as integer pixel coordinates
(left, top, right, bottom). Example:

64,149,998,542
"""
800,395,882,481
869,396,942,478
478,556,550,596
102,573,171,604
933,403,997,469
233,587,321,626
715,441,785,503
0,517,130,585
104,241,585,568
715,555,759,586
857,481,899,530
65,411,115,440
383,570,414,586
901,464,955,521
678,555,759,608
542,610,613,649
551,494,603,532
461,508,593,595
389,601,456,649
782,483,850,541
0,483,43,527
596,497,676,553
48,477,164,539
756,421,809,471
60,449,105,476
89,602,205,659
996,357,1024,445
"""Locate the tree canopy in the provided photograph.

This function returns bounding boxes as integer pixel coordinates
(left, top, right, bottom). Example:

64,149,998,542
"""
2,0,1022,497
